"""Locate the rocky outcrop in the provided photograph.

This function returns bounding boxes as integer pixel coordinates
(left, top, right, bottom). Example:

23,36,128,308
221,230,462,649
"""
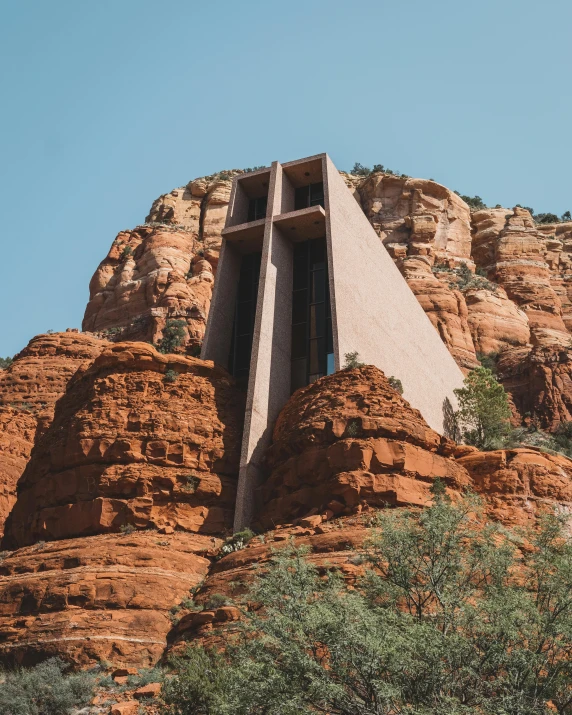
0,531,217,667
2,342,244,549
0,332,107,538
458,447,572,525
464,286,530,355
497,345,572,429
83,174,239,350
256,365,469,529
357,174,473,263
398,257,478,369
472,207,569,348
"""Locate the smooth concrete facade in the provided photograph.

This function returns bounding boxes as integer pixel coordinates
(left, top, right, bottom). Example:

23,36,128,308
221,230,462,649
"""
202,154,465,529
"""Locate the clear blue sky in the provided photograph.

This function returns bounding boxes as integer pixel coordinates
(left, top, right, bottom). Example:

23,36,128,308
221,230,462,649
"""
1,0,571,357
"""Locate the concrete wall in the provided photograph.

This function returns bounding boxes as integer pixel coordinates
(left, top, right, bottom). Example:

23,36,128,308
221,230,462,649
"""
323,154,464,434
233,163,294,530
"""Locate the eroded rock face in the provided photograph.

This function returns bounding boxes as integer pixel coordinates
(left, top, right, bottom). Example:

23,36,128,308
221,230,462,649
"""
497,345,572,429
83,173,240,351
0,333,107,537
2,343,245,549
357,175,473,263
256,366,469,529
472,207,569,348
398,257,478,369
457,447,572,525
0,532,217,667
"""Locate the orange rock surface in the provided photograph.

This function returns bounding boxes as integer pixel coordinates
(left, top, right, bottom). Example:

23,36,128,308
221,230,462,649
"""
0,332,106,538
0,531,217,667
2,342,244,549
256,365,469,529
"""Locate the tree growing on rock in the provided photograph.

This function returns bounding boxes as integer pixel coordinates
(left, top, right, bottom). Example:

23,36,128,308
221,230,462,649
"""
453,366,511,449
162,497,572,715
158,319,187,354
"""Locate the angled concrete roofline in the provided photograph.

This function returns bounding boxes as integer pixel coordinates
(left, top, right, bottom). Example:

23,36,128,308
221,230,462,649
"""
202,153,465,529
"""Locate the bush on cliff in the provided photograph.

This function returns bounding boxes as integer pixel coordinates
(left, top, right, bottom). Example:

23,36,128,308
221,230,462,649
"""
0,356,12,369
0,657,95,715
453,366,512,449
158,319,187,354
161,492,572,715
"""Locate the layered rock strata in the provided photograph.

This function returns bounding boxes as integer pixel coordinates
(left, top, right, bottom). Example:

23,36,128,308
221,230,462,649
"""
0,332,107,537
256,365,470,529
2,342,244,549
0,532,217,667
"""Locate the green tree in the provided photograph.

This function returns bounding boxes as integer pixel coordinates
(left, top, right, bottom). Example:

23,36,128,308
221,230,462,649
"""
158,319,187,354
453,366,511,449
343,351,364,369
162,497,572,715
0,356,13,369
0,658,94,715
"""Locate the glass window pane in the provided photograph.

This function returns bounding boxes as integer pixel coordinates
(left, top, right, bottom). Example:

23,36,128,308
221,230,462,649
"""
309,337,325,374
235,334,252,371
309,304,325,339
326,317,333,353
291,359,307,392
310,238,325,269
309,182,324,208
310,269,325,303
292,290,307,325
295,186,309,210
327,352,335,375
291,323,307,360
256,196,267,220
236,305,252,336
238,270,253,302
247,199,256,222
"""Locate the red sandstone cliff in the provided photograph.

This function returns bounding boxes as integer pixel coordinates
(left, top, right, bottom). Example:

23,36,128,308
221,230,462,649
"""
0,332,107,538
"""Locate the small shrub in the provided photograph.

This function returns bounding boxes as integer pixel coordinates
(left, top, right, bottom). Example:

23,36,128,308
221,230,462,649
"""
0,357,13,369
120,524,136,535
243,166,267,173
350,162,372,176
388,376,403,395
164,369,178,384
514,204,534,218
454,191,487,211
158,319,187,354
219,529,255,557
343,351,364,369
535,212,560,224
476,351,499,373
451,262,497,293
205,593,228,609
120,245,133,261
182,474,200,493
562,210,571,222
127,666,164,688
218,172,230,181
346,420,360,437
0,657,95,715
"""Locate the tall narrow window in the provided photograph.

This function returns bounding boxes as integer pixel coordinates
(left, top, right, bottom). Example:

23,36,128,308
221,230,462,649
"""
291,237,334,393
228,252,261,382
247,196,268,222
294,182,325,211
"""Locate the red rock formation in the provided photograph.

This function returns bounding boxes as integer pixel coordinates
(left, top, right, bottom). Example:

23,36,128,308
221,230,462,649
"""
497,344,572,429
464,286,530,355
398,257,478,369
256,366,469,529
0,531,217,667
472,207,569,348
356,174,473,262
457,447,572,525
2,342,244,549
0,333,106,538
